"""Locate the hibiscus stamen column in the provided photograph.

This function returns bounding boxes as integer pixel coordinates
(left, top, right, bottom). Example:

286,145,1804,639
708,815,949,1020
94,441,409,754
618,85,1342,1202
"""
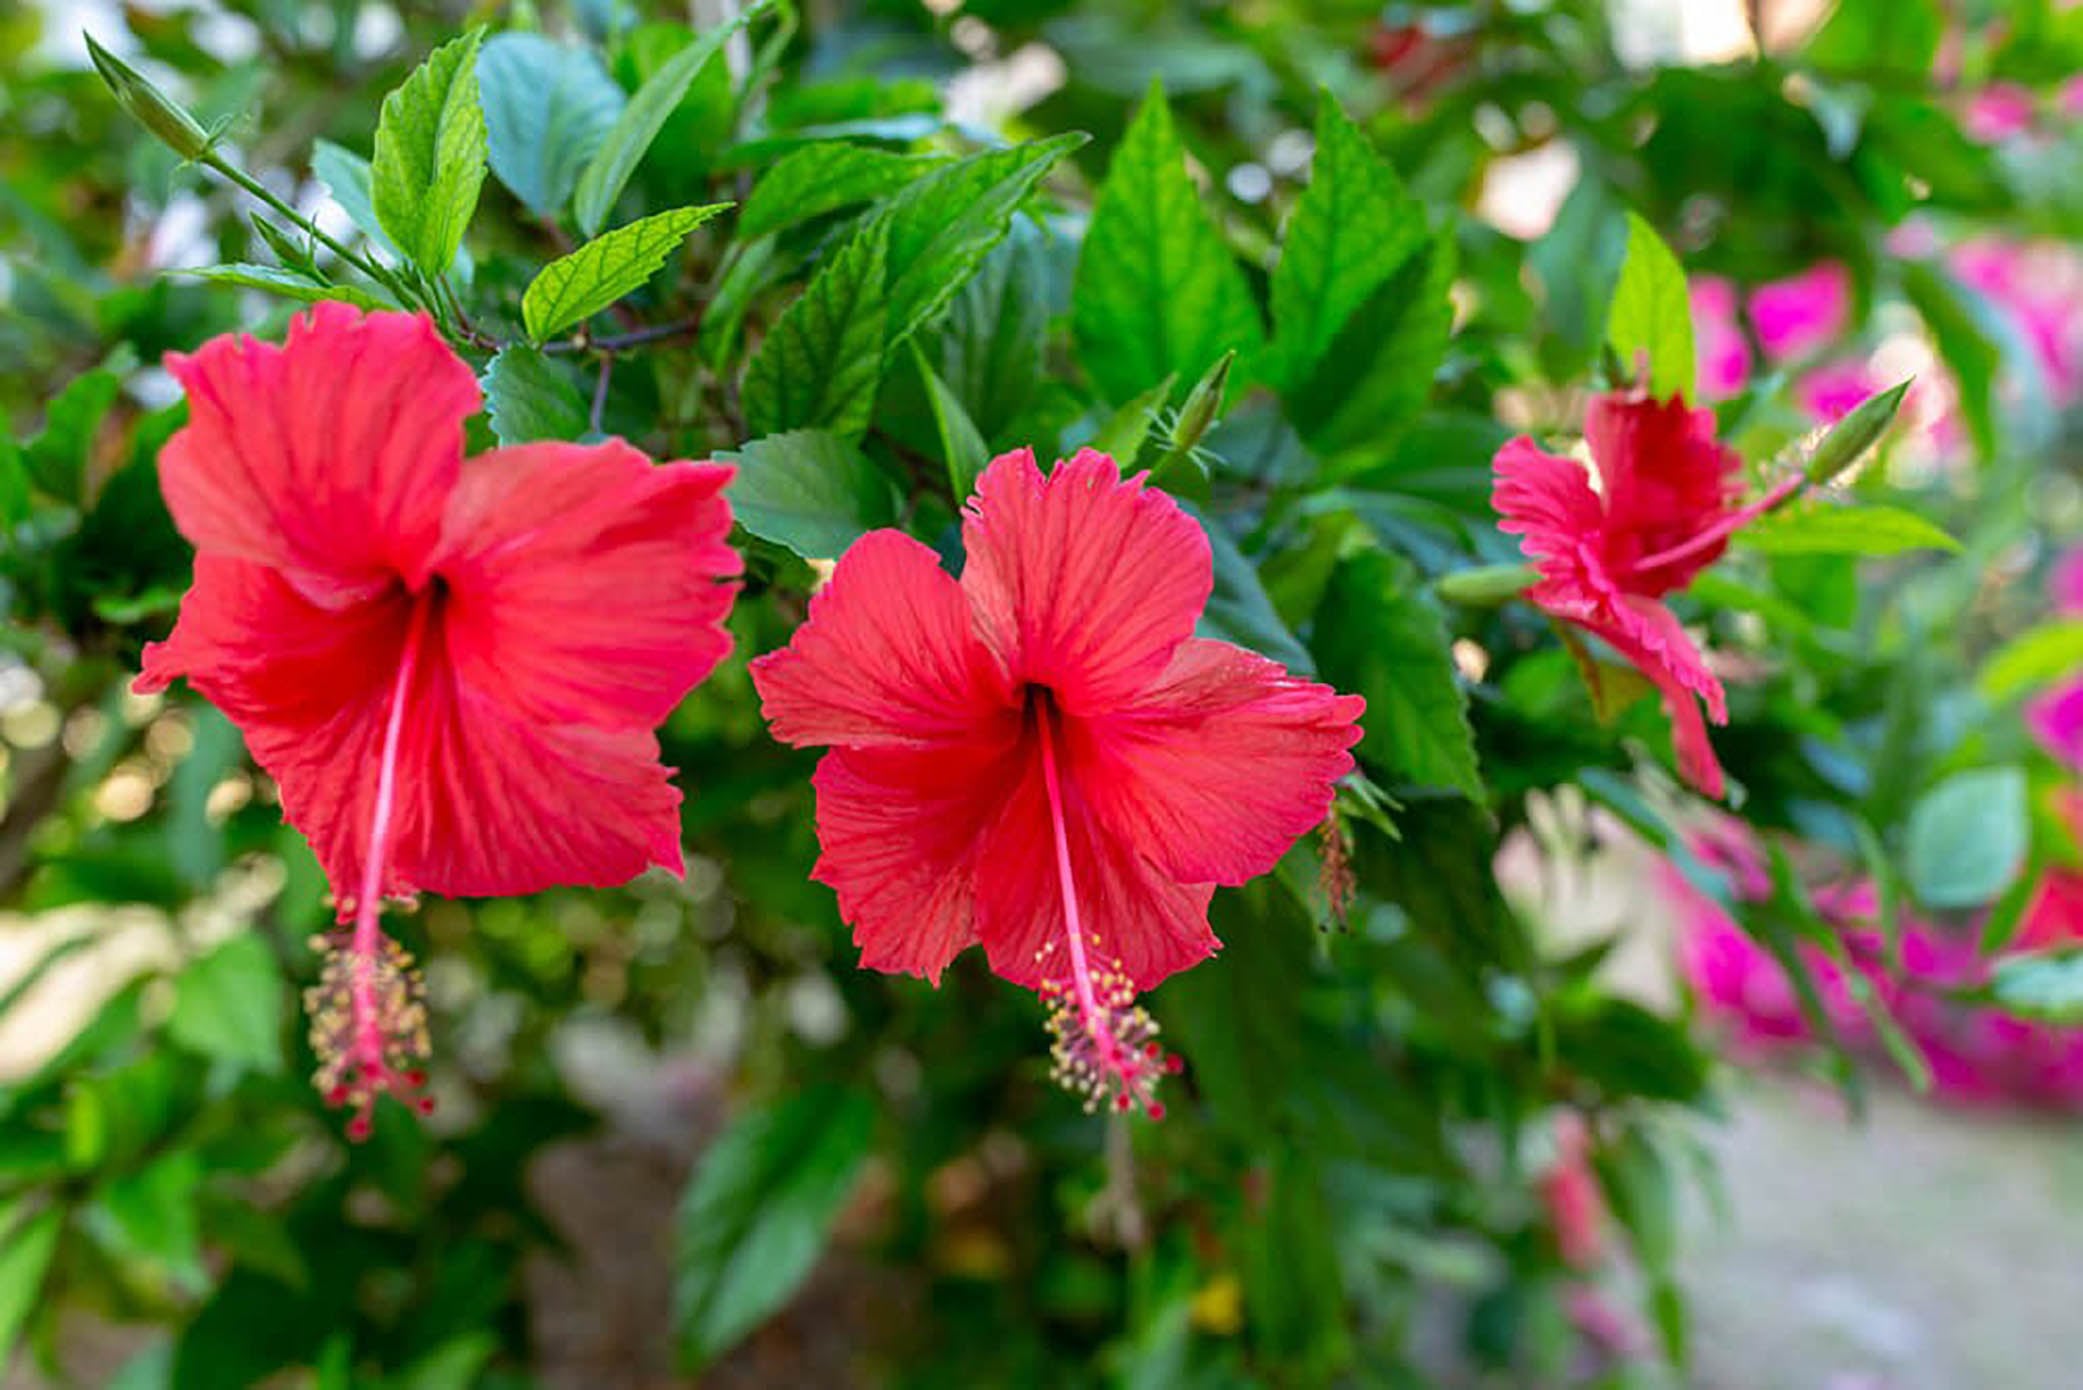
307,593,435,1138
1032,694,1179,1119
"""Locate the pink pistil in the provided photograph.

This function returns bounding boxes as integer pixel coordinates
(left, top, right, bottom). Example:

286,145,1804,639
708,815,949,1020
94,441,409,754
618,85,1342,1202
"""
1033,697,1178,1119
308,592,436,1138
1626,474,1804,580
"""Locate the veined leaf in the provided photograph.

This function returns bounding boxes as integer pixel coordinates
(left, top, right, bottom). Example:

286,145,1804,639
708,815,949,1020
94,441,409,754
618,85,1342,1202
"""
910,341,990,500
370,29,488,276
742,219,888,440
728,430,897,560
933,214,1050,445
1314,546,1481,798
174,264,390,311
482,346,589,445
1606,212,1694,401
1268,92,1425,390
739,144,947,241
522,204,729,341
479,33,626,218
1737,502,1959,557
882,133,1085,348
1073,83,1261,405
574,0,773,235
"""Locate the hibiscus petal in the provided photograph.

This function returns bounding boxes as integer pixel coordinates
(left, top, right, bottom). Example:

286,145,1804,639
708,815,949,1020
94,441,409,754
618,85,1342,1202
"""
1494,436,1604,570
960,449,1212,716
751,529,1014,749
134,554,419,902
161,306,477,601
432,440,740,729
1068,638,1363,884
2026,677,2083,772
808,743,1019,982
1583,392,1740,594
1591,596,1729,799
976,742,1217,993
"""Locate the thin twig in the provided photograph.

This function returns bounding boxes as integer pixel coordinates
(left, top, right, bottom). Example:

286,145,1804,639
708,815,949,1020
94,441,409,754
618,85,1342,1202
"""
590,354,614,436
544,318,704,356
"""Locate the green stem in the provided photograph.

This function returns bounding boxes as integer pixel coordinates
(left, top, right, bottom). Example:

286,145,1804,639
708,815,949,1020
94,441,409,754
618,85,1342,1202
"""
200,152,404,299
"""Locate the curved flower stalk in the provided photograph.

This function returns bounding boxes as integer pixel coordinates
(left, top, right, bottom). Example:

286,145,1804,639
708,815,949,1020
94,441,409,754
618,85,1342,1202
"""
1492,390,1800,799
753,448,1363,1118
138,306,741,1134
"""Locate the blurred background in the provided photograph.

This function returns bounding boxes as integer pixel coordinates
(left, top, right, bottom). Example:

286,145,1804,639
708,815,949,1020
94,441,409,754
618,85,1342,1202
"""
2,0,2080,1386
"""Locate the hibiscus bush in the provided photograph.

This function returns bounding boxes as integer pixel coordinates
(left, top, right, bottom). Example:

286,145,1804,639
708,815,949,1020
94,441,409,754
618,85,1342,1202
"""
1,0,2079,1385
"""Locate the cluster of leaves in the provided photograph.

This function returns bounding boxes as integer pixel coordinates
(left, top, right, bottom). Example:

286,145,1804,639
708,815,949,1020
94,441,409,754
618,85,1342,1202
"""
0,0,2078,1386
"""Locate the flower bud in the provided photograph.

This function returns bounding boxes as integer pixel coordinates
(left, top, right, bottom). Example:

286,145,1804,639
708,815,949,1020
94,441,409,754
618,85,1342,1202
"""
85,34,213,163
1435,562,1538,606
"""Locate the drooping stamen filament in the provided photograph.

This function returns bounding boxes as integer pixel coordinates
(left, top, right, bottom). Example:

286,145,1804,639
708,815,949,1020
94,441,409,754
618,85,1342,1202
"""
1626,474,1805,580
307,591,435,1138
1032,695,1180,1119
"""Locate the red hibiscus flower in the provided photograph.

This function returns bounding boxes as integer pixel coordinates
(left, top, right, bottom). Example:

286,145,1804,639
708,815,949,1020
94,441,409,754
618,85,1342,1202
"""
138,306,739,1132
751,448,1362,1116
1492,391,1795,799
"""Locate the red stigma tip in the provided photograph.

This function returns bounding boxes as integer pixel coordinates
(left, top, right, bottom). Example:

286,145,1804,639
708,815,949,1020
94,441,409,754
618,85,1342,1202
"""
346,1114,373,1142
1146,1101,1166,1122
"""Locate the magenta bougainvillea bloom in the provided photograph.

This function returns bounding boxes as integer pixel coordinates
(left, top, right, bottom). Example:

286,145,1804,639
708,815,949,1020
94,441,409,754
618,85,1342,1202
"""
1750,261,1851,365
752,448,1362,1116
138,306,740,1132
1493,391,1797,798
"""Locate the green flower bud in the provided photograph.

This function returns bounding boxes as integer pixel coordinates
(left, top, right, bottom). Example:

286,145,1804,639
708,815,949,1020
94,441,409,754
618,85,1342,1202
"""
85,34,213,163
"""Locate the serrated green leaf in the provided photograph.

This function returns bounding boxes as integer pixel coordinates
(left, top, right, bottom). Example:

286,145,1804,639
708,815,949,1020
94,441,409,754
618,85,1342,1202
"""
174,264,390,311
883,133,1085,348
1314,546,1481,798
523,204,729,341
479,32,626,218
910,341,990,499
728,429,897,560
739,143,947,241
1978,618,2083,700
482,345,589,445
673,1087,874,1371
574,0,772,236
1073,84,1260,405
1905,765,2027,909
1606,212,1694,401
1285,229,1453,471
1269,92,1425,390
741,219,887,440
933,214,1050,445
371,30,488,276
1737,502,1958,557
0,1206,62,1368
167,934,284,1073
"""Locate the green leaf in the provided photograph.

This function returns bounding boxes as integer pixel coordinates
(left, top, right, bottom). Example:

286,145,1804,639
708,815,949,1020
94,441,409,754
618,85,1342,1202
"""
90,1149,205,1291
1195,507,1315,673
1314,546,1481,798
883,133,1085,348
933,214,1050,444
0,1206,62,1367
1901,261,1999,458
1988,948,2083,1024
1804,378,1910,484
167,934,285,1073
910,342,990,500
1606,212,1695,402
174,264,390,311
24,366,122,503
1978,618,2083,700
1737,502,1958,557
1807,0,1943,76
1285,229,1454,470
741,218,888,441
1268,92,1425,390
739,143,947,241
522,204,729,341
1905,766,2027,910
479,32,626,218
728,430,897,560
673,1087,874,1371
1236,1152,1351,1377
311,139,400,260
482,345,589,445
1072,84,1261,405
574,0,772,236
370,29,488,276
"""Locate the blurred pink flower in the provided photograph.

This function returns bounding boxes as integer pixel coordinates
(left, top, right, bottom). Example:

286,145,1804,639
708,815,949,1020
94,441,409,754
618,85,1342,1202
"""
1951,239,2083,407
2027,679,2083,769
1793,359,1881,424
1963,83,2037,143
1691,276,1752,399
2061,75,2083,119
1752,262,1851,364
2051,547,2083,614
